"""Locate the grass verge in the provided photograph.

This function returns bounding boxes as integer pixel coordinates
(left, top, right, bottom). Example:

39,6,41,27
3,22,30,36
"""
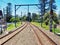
31,22,60,33
7,22,21,31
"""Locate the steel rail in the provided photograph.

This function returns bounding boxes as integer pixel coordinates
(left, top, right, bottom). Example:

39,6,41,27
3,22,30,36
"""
30,23,57,45
0,23,26,39
0,23,28,45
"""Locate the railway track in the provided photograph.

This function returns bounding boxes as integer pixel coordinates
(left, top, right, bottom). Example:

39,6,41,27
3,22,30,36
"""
2,23,39,45
0,22,26,39
0,22,28,45
30,23,57,45
0,22,59,45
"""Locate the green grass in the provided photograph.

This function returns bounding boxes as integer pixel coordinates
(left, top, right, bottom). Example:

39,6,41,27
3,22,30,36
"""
42,23,49,30
31,22,49,30
32,22,41,27
16,22,21,27
7,22,21,31
52,28,60,33
31,22,60,33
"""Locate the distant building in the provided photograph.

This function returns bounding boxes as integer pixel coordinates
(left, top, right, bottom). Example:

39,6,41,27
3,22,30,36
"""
0,10,3,18
26,12,32,22
0,10,7,34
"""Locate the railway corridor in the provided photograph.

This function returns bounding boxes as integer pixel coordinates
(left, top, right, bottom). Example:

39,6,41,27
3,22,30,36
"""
3,24,39,45
0,23,60,45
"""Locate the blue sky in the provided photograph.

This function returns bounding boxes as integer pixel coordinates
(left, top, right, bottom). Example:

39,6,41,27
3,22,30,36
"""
55,0,60,14
0,0,60,16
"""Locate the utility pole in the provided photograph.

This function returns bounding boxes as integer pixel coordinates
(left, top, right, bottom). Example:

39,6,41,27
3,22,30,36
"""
3,8,7,31
15,5,16,27
38,0,45,27
0,10,2,34
28,5,30,22
28,5,29,13
49,0,53,32
3,8,6,31
21,11,22,24
58,11,60,24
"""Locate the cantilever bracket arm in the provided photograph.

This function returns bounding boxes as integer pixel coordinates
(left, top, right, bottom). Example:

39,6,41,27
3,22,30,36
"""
15,5,21,11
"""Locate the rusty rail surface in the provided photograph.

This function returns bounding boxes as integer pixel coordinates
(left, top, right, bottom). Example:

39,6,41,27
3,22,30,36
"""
0,23,27,45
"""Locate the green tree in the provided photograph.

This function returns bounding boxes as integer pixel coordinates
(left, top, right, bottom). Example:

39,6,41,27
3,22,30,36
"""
6,3,12,22
10,17,20,22
49,0,57,32
22,15,27,21
32,13,40,22
10,17,15,22
38,0,49,27
26,12,32,22
32,13,38,22
10,15,20,22
44,12,59,25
